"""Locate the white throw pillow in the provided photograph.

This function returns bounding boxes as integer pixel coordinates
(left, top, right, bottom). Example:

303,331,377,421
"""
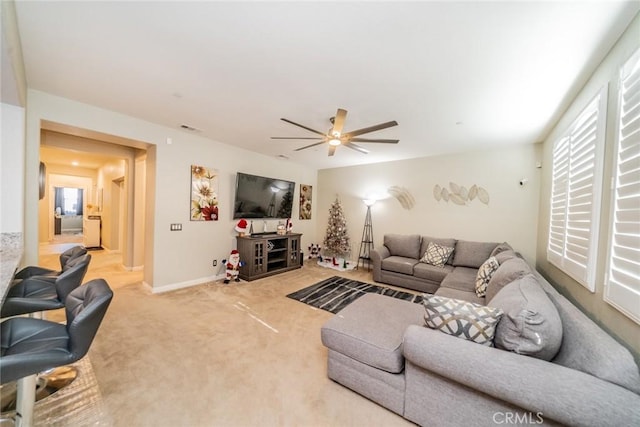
475,256,500,297
421,242,454,267
423,295,503,346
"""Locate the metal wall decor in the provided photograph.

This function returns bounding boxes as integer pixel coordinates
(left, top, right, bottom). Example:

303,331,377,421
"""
388,186,415,210
434,183,489,205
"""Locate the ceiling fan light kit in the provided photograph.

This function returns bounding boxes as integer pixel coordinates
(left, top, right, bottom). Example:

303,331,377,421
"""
272,108,399,156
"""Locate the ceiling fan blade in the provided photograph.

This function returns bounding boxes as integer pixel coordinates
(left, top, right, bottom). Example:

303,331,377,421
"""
328,145,337,156
331,108,347,136
271,137,324,140
281,118,326,136
343,142,369,154
294,141,326,151
344,120,398,138
350,138,399,143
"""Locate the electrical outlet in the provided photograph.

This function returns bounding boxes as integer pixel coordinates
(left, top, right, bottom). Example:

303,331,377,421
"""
170,223,182,231
213,259,217,267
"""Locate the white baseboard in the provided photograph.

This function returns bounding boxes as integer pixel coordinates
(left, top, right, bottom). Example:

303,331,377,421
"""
149,274,226,294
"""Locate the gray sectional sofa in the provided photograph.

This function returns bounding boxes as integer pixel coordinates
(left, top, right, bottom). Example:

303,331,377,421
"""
321,234,640,426
371,233,519,298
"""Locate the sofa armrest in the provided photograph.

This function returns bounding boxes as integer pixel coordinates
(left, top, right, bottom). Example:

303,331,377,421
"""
403,325,640,426
370,246,390,282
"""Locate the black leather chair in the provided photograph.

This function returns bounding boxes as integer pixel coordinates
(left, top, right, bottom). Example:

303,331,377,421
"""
0,279,113,427
12,246,88,280
1,254,91,318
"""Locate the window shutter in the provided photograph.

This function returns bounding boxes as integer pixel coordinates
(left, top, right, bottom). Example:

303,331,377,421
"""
547,87,607,291
548,136,569,263
605,48,640,324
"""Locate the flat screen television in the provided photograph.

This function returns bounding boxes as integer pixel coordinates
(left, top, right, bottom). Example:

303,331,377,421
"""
233,172,295,219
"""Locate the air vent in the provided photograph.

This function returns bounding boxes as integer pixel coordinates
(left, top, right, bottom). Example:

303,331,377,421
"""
179,124,202,132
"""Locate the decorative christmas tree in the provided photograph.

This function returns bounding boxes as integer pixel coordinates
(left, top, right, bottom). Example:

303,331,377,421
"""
323,197,351,257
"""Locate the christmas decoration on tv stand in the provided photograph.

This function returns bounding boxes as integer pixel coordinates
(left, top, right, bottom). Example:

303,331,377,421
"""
235,219,248,236
323,196,351,258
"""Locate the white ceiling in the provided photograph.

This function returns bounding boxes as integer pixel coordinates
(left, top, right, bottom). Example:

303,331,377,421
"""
13,1,640,170
40,145,121,170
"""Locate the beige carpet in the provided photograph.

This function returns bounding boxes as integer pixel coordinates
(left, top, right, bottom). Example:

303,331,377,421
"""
34,247,412,426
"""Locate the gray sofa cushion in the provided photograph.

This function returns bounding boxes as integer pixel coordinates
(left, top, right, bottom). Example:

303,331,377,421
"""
485,257,531,302
495,249,518,264
384,234,422,259
440,267,478,293
321,293,424,374
452,240,499,268
489,274,562,361
419,236,457,265
413,263,454,283
536,275,640,394
382,256,419,275
490,242,514,258
435,286,484,306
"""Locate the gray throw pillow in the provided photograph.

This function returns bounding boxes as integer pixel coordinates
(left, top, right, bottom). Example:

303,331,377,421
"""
494,249,517,264
490,242,513,258
489,274,563,361
485,257,531,302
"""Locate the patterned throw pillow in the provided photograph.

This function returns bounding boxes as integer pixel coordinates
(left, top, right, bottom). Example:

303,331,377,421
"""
423,295,504,346
475,256,500,297
421,242,454,267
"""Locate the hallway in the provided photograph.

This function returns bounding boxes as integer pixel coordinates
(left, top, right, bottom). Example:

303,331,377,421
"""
39,241,142,291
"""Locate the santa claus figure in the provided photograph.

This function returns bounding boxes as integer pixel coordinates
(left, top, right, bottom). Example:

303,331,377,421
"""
224,249,242,284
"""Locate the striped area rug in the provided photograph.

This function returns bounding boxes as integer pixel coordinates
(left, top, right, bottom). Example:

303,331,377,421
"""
286,276,423,314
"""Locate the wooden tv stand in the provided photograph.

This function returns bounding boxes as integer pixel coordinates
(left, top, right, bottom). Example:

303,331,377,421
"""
236,233,302,281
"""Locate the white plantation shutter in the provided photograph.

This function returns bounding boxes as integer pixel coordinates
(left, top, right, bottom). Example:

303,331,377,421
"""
548,137,569,260
605,48,640,324
547,87,607,291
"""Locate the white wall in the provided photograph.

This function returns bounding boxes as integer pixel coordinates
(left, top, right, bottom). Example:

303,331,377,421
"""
1,103,25,233
133,154,146,269
537,13,640,360
24,90,318,291
98,159,126,251
318,143,542,263
151,132,316,290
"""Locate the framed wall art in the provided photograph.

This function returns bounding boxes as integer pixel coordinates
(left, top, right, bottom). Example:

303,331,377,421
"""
191,165,219,221
299,184,312,220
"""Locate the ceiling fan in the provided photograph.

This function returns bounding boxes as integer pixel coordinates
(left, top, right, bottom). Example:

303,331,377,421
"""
271,108,399,156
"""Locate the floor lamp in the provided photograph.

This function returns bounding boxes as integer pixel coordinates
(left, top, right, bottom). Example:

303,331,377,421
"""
357,199,375,271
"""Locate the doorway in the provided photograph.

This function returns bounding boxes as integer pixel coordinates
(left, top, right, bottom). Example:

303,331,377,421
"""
53,187,84,241
39,126,149,272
